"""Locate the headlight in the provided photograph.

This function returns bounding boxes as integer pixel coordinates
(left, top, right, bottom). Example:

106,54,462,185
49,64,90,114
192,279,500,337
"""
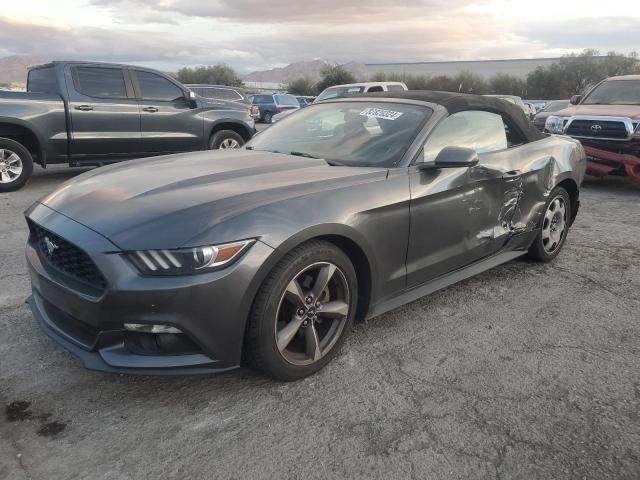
545,116,566,134
125,240,255,276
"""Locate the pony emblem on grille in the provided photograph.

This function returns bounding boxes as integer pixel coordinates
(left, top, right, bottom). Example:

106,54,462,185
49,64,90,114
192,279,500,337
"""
44,236,58,256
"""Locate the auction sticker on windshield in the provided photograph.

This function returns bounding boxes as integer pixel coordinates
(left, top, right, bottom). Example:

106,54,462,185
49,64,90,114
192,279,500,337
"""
360,107,403,120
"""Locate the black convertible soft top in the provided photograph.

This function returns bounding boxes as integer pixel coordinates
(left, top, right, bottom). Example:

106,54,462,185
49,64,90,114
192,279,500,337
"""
362,90,545,143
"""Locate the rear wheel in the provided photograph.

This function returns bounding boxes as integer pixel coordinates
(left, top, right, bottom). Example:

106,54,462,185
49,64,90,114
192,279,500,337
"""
0,138,33,192
245,240,357,381
528,187,571,262
263,112,273,124
208,130,244,150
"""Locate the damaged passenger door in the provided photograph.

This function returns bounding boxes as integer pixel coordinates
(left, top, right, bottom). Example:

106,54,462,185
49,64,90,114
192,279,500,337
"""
470,116,549,256
407,110,515,287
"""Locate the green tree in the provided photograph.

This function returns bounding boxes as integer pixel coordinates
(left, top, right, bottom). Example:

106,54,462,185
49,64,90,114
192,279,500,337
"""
176,64,244,87
369,72,388,82
427,75,458,92
370,72,433,90
454,70,488,94
600,51,640,77
526,65,566,99
488,73,527,96
557,49,604,95
525,50,640,99
285,77,316,96
315,65,357,94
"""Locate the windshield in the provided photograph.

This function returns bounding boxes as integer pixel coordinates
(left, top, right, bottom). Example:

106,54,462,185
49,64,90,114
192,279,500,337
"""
543,100,570,112
582,80,640,105
247,101,432,167
316,86,365,102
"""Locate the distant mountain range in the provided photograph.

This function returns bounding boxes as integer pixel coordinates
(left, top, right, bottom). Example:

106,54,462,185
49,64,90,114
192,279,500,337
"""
0,55,366,87
243,59,368,84
0,55,46,85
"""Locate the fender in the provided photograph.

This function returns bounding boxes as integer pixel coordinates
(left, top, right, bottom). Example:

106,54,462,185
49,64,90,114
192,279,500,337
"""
205,118,254,143
263,222,379,301
0,118,50,166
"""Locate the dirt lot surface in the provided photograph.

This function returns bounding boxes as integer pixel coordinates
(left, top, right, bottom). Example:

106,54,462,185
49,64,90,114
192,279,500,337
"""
1,165,639,480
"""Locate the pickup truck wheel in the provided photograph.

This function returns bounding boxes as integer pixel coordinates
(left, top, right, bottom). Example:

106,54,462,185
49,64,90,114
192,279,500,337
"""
209,130,245,150
263,112,273,124
0,138,33,192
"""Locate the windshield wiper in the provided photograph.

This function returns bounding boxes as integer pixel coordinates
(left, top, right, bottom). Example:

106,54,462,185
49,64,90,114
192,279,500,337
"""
324,159,346,166
289,151,320,159
290,151,346,166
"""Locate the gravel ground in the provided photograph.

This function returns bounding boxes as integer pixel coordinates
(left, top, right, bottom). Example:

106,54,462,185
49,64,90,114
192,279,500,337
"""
1,165,639,480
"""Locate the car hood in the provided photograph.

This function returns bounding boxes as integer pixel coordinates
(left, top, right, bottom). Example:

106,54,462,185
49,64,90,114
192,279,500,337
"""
40,150,387,250
553,104,640,120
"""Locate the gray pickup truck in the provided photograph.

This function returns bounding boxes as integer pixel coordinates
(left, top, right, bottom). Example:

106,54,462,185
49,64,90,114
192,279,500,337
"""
0,61,255,191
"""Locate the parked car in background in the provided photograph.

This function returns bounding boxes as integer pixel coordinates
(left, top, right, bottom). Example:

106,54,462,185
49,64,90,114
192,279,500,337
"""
269,96,320,124
533,100,570,131
526,100,548,113
485,95,535,120
296,96,315,107
524,102,537,119
315,82,408,102
0,61,255,192
186,84,260,120
25,91,585,379
248,93,300,123
545,75,640,180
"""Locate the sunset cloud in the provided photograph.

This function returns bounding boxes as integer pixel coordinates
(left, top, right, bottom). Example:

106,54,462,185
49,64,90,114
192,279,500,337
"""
1,1,638,72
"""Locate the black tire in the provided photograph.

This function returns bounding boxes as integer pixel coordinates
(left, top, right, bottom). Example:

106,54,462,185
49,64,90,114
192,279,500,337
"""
245,240,358,381
0,137,34,192
263,112,273,124
527,186,571,262
208,130,245,150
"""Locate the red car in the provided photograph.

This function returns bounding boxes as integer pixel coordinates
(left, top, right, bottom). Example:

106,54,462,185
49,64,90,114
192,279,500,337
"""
544,75,640,180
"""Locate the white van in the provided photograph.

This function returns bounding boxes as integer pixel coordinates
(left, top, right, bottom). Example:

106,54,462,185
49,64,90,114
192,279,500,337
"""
315,82,408,102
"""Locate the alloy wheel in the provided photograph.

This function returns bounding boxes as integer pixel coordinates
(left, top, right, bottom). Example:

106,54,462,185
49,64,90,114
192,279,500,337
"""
0,149,23,183
542,195,567,253
274,262,350,366
219,138,241,149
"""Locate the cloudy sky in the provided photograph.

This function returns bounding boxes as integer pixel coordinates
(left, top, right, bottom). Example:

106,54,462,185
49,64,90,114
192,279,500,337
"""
1,0,639,73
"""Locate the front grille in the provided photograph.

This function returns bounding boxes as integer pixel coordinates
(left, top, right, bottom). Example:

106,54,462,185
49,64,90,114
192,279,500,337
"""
28,220,107,292
566,119,629,139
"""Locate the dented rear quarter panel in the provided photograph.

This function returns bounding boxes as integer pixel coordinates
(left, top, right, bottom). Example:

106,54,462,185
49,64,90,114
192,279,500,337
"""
476,135,585,235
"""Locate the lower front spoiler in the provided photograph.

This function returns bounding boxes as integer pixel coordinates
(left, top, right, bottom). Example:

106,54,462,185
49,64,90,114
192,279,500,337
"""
584,145,640,180
27,293,240,376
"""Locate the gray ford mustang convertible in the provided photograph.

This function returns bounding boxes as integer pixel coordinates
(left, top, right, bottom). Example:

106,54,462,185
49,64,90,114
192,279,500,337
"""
25,91,586,380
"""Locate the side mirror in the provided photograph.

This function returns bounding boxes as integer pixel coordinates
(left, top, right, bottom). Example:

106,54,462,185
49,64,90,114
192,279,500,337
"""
186,90,197,108
424,146,479,169
570,95,582,105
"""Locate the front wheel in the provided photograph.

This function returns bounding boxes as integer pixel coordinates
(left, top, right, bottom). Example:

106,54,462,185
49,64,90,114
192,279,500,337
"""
0,138,34,192
208,130,245,150
245,240,357,381
528,186,571,262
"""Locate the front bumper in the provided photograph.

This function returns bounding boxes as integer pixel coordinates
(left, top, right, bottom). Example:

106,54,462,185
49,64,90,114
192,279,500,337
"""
582,144,640,180
25,203,275,374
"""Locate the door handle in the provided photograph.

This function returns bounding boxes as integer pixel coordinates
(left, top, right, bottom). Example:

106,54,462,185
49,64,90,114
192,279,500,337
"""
502,170,522,180
74,105,93,111
142,107,159,113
